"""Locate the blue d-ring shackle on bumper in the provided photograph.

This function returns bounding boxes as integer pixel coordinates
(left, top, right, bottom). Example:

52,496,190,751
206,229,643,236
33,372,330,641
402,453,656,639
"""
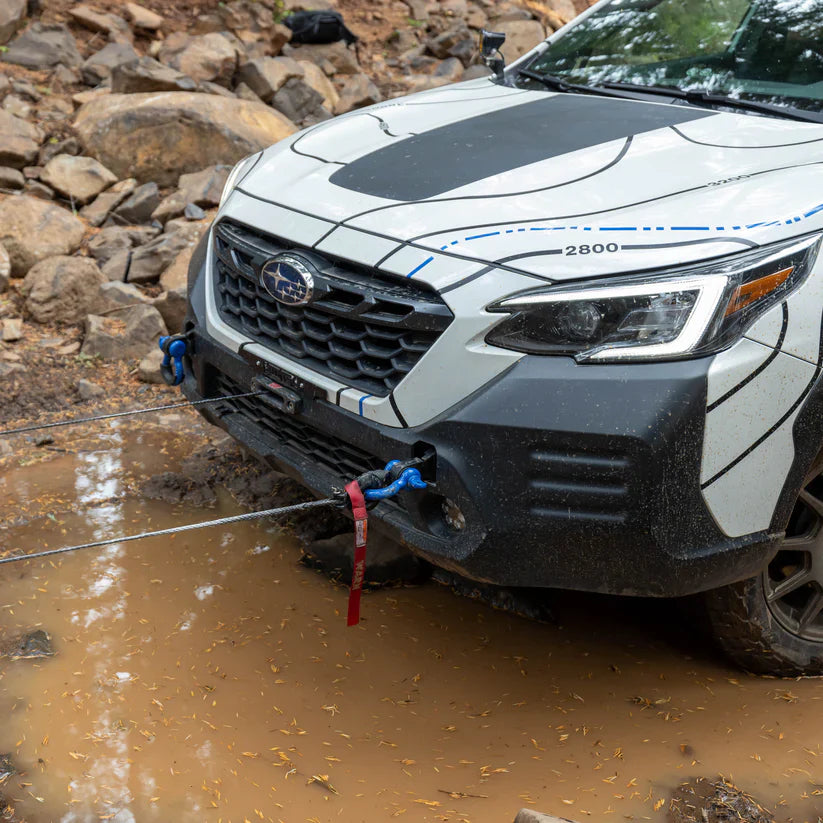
363,460,428,501
158,335,189,386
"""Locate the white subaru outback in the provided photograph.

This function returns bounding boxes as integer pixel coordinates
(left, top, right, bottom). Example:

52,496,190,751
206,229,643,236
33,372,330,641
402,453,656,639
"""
184,0,823,675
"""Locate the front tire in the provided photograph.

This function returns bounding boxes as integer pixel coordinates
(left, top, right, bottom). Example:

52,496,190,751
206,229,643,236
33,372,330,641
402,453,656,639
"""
704,459,823,676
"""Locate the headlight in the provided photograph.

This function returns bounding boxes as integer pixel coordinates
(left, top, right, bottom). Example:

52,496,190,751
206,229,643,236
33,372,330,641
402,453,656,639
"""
486,234,821,362
219,153,261,209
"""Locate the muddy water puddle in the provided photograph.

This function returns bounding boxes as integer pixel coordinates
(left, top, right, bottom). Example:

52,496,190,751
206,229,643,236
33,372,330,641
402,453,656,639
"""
1,427,823,822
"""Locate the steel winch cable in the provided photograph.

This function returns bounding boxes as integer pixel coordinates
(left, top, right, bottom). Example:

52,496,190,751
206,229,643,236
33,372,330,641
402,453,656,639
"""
0,390,266,438
0,498,338,567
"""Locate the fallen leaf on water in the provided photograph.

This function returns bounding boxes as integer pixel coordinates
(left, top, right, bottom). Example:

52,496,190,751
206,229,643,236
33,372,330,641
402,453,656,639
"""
307,774,338,794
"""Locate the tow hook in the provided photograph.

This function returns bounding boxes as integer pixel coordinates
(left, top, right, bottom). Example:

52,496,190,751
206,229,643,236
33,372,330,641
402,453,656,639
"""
158,334,190,386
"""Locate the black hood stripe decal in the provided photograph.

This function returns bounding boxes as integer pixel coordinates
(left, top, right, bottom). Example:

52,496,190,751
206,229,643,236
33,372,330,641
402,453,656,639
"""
329,95,713,201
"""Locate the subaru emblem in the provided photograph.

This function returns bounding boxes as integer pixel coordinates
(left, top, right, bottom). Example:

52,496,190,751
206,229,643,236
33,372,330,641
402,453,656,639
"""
260,253,315,306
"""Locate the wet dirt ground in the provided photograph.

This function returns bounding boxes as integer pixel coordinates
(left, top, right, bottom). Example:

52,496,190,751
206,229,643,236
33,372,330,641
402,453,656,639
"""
1,420,822,823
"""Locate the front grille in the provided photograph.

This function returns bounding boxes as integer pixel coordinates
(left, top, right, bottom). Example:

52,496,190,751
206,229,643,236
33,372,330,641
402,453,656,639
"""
213,220,453,397
213,375,384,483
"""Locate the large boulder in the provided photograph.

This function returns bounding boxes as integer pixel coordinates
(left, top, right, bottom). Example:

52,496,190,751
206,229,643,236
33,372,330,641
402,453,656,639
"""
0,196,85,276
74,92,297,186
1,23,82,69
82,304,167,360
40,155,118,205
22,256,107,324
0,0,26,46
157,32,241,86
0,110,42,168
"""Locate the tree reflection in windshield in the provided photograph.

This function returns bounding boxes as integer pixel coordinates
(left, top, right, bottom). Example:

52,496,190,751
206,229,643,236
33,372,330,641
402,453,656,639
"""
526,0,823,113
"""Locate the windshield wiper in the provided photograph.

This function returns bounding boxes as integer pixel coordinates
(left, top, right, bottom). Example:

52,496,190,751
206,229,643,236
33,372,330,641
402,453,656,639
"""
516,69,633,99
597,80,823,123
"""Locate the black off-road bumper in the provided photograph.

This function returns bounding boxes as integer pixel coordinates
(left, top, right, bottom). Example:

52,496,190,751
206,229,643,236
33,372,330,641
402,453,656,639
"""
183,245,779,598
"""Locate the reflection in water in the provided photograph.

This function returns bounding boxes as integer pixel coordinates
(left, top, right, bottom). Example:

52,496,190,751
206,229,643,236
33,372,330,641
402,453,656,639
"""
1,431,823,822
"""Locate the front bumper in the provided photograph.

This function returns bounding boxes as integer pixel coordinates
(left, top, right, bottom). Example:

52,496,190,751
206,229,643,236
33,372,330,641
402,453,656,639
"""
183,280,779,597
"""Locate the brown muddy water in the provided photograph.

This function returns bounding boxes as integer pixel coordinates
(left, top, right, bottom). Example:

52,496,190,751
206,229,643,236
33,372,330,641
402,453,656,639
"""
1,422,822,823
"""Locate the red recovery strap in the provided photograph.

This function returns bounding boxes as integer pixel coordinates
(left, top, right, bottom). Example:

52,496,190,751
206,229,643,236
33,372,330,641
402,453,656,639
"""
345,479,368,627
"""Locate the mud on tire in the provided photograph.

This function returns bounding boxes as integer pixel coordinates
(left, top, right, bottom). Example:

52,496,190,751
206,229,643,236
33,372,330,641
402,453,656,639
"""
704,456,823,676
703,576,823,676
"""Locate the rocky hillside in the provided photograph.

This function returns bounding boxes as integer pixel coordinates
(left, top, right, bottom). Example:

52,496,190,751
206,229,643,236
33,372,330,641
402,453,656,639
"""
0,0,585,427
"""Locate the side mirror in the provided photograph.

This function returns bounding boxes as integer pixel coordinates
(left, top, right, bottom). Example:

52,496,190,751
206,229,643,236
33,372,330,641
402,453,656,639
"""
480,29,506,78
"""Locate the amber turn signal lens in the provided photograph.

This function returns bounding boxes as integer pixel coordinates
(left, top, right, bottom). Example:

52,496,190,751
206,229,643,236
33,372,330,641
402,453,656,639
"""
725,266,794,317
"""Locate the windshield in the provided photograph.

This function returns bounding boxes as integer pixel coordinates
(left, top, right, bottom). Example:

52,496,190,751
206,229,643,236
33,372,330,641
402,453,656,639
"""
524,0,823,114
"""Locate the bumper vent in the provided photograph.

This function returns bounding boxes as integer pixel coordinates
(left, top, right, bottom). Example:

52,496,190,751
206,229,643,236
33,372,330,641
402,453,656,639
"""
527,445,631,525
212,220,453,397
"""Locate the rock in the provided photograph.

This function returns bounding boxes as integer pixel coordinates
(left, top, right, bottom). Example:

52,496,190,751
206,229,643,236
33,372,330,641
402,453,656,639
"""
73,88,111,107
334,74,381,115
110,57,197,94
198,80,236,97
427,24,473,60
234,81,263,103
128,222,208,284
547,0,576,23
158,32,242,87
178,165,230,207
22,255,107,324
111,181,160,225
0,0,26,46
77,378,105,400
101,248,130,281
159,244,196,291
302,531,427,585
138,347,165,383
0,243,9,291
82,304,168,360
235,56,303,102
80,177,137,227
40,154,117,205
462,63,492,81
0,110,42,168
1,23,82,69
38,137,80,166
51,64,81,86
69,5,132,42
98,280,149,312
3,93,31,119
297,60,339,110
271,22,292,55
271,76,326,123
286,41,360,74
23,180,54,199
494,19,546,62
184,203,205,220
152,286,186,332
0,629,55,660
81,42,139,85
434,57,465,82
88,225,158,263
0,196,85,276
74,92,297,186
1,317,23,342
151,190,187,224
514,811,578,823
402,0,429,18
124,3,163,31
0,166,25,190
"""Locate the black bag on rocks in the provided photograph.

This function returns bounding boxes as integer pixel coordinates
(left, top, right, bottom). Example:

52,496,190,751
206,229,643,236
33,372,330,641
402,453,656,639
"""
283,10,358,45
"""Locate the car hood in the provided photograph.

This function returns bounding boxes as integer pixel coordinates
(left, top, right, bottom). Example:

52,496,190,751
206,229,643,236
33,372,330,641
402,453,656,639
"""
233,78,823,290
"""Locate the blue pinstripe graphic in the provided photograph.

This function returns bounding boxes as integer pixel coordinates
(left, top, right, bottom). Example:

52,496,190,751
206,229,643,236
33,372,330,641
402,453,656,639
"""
402,200,823,277
359,394,372,416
